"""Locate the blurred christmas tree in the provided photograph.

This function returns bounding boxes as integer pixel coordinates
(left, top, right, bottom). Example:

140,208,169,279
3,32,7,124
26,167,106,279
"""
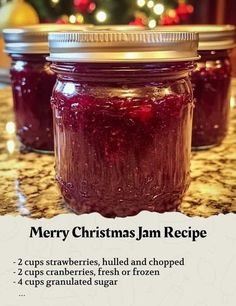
26,0,75,21
0,0,196,27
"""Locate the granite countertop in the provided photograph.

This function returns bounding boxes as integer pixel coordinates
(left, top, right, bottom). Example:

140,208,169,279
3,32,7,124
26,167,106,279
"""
0,86,235,218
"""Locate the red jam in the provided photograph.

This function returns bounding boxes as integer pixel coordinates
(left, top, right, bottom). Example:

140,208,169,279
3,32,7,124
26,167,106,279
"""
10,54,56,152
51,62,194,217
191,50,232,148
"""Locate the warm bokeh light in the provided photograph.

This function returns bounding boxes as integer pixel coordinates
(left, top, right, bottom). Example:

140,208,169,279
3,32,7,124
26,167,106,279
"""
5,121,15,134
76,14,84,24
6,140,15,154
147,1,154,9
230,96,236,108
154,3,164,15
96,10,107,23
148,19,157,28
168,9,177,17
69,15,76,23
88,2,96,13
137,0,145,7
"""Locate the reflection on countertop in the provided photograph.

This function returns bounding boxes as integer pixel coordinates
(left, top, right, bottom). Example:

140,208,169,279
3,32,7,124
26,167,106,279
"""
0,87,235,218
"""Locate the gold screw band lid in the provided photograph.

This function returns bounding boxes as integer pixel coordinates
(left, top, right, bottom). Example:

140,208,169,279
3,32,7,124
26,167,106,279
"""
48,29,199,62
155,25,236,50
2,24,93,54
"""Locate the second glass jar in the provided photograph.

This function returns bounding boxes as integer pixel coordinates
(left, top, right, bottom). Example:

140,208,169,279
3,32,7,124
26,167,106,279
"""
9,53,55,152
3,24,90,152
156,25,235,149
191,49,232,148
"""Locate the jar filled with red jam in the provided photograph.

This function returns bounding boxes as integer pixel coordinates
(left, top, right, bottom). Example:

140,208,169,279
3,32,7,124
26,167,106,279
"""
3,24,90,153
48,29,199,217
191,25,235,149
156,25,236,149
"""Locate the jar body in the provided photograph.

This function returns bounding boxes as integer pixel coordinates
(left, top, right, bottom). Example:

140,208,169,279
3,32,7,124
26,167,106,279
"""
10,54,56,152
191,50,232,149
51,62,194,217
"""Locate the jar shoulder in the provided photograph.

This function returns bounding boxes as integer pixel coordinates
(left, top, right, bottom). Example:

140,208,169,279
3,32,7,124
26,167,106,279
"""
194,56,231,73
53,77,193,102
10,60,55,80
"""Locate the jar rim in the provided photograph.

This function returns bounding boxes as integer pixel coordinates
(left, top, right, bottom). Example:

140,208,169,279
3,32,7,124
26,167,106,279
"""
2,24,93,54
155,25,236,50
48,30,199,62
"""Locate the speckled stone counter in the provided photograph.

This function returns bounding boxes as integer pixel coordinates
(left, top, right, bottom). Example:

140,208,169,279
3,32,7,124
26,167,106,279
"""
0,86,235,218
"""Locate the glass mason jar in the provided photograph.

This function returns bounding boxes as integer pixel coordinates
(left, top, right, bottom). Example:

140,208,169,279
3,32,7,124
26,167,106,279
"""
156,25,235,149
3,24,90,153
191,25,235,149
48,29,199,217
9,53,55,152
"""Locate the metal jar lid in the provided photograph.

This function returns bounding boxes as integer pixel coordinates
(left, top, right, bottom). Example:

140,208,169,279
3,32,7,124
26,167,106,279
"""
155,25,236,50
48,29,199,63
2,24,93,54
92,25,145,31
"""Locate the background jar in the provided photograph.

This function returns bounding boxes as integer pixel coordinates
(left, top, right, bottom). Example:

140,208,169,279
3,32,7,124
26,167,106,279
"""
156,25,235,149
48,29,199,217
190,25,235,149
3,24,90,153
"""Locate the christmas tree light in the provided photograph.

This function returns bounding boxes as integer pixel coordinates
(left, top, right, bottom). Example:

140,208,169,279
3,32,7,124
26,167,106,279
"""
96,10,107,23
